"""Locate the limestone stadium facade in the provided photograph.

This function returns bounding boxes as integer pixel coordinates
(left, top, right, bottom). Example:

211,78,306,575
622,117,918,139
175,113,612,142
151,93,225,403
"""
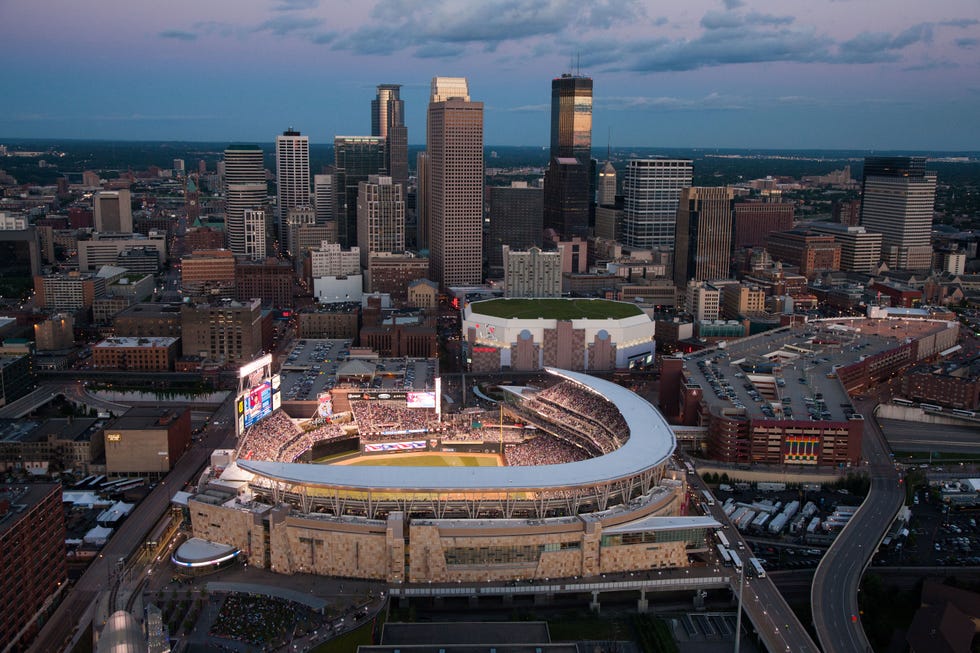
462,298,657,372
187,369,715,584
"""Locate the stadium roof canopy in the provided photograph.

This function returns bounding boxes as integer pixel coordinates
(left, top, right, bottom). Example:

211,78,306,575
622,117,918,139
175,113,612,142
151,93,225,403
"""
238,368,676,491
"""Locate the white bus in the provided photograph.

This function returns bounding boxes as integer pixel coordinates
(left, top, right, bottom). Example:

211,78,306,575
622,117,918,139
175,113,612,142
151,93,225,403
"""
716,530,731,549
716,544,732,565
748,557,766,578
701,489,716,506
729,549,743,571
893,398,914,407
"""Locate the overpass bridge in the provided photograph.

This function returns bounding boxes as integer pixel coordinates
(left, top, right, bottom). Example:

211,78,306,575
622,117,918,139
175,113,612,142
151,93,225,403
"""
0,381,130,419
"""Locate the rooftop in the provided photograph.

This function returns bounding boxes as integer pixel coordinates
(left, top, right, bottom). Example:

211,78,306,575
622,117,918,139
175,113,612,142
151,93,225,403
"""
470,298,643,320
95,336,178,348
0,484,61,538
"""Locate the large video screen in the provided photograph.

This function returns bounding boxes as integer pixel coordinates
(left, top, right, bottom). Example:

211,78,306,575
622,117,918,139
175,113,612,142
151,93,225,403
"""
406,391,437,408
243,380,274,429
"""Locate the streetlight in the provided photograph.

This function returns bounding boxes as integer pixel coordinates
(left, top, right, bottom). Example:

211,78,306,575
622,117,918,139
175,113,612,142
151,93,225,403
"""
733,562,745,653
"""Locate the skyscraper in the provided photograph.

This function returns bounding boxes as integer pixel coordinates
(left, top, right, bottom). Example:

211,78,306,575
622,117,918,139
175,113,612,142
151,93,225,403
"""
543,74,592,238
487,182,543,273
598,161,617,207
860,156,936,270
673,186,735,288
372,84,409,189
93,189,133,233
427,77,484,288
313,174,334,226
223,145,266,256
275,128,310,246
334,136,387,248
357,175,405,268
416,151,429,250
243,208,267,260
622,159,693,250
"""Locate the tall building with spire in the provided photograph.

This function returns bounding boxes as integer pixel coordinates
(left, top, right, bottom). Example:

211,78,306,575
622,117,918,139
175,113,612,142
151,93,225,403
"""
426,77,483,288
598,161,617,206
223,145,266,256
275,128,310,247
543,74,593,239
372,84,408,189
860,156,936,270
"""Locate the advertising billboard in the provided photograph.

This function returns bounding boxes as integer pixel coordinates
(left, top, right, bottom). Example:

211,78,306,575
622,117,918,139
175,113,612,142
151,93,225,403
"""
406,391,437,408
317,392,333,418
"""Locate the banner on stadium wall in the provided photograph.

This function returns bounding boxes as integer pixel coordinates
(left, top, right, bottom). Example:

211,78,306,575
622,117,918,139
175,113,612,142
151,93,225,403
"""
317,392,333,418
379,429,429,436
363,441,427,452
784,436,820,464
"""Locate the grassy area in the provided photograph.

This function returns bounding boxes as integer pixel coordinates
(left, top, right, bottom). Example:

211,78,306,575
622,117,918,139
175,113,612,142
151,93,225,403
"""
310,621,374,653
547,612,632,641
343,454,501,468
470,298,643,320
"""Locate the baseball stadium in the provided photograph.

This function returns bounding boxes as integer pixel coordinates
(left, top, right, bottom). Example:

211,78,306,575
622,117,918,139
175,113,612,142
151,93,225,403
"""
186,367,716,584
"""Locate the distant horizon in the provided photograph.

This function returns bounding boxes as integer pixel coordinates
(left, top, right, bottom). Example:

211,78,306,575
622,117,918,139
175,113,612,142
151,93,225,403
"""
2,1,979,150
2,136,979,156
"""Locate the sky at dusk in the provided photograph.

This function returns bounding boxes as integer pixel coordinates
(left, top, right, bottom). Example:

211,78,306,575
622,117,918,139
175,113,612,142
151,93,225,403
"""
1,0,979,150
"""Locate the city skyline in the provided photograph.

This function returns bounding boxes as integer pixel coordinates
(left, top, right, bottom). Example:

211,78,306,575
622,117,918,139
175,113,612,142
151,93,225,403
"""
1,0,979,149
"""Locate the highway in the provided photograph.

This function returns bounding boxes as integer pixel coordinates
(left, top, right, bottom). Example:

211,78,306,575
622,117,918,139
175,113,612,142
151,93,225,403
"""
28,392,238,653
686,468,821,653
811,401,905,653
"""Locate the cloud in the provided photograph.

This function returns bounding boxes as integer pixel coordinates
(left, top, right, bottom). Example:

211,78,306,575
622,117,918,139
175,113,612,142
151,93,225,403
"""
955,37,978,49
159,30,198,41
903,60,960,72
414,43,466,59
619,26,832,72
332,0,640,57
253,15,322,35
600,92,747,111
272,0,318,10
311,32,336,45
939,19,979,28
502,103,550,112
837,23,934,62
722,0,745,8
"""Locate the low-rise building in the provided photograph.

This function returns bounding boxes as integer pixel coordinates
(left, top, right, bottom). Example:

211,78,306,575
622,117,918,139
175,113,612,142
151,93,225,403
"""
104,406,191,477
297,303,360,340
93,336,179,371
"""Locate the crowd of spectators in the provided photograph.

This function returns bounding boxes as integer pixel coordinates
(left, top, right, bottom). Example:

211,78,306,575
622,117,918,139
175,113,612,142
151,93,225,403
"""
280,423,348,462
505,434,589,467
528,381,629,453
350,400,439,438
208,593,300,648
237,411,301,461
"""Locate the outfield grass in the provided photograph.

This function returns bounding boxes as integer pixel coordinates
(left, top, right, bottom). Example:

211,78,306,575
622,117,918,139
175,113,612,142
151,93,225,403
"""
470,297,642,320
342,453,501,468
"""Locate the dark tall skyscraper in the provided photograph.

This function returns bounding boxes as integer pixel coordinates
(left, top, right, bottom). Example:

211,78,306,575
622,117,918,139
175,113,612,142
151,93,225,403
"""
372,84,409,189
860,156,936,270
673,186,735,288
543,74,593,239
487,182,544,273
333,136,387,248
